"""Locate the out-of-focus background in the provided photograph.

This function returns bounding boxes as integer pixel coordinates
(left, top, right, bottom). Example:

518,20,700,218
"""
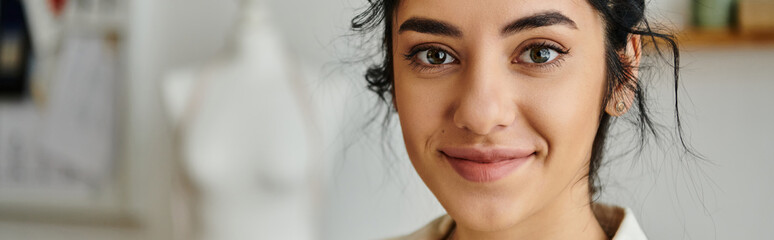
0,0,771,239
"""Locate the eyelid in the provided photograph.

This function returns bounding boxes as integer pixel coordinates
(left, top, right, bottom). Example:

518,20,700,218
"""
511,40,570,69
403,44,459,62
512,40,569,60
403,44,460,74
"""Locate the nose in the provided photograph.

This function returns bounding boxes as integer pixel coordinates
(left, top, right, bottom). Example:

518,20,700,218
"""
452,61,516,136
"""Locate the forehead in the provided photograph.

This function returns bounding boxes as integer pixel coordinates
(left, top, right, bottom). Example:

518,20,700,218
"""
394,0,600,33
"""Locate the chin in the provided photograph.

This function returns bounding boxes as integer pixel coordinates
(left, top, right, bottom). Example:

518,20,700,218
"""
443,190,535,232
429,160,545,232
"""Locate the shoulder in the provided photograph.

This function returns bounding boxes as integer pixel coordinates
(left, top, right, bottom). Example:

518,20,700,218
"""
385,215,454,240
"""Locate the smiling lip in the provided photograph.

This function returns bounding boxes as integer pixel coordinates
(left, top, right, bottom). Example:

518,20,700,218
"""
439,146,534,182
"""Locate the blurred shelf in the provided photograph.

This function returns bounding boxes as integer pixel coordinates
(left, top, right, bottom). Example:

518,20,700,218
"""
676,28,774,48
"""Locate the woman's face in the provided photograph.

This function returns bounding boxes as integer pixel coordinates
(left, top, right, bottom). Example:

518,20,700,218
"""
392,0,610,232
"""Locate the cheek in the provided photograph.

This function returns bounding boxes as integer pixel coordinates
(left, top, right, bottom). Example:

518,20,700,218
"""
393,68,449,159
523,52,607,170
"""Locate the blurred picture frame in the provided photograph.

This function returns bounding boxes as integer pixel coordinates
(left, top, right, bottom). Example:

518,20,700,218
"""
0,0,135,226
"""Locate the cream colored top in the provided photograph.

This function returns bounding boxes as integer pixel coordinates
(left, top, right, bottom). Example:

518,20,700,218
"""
388,204,647,240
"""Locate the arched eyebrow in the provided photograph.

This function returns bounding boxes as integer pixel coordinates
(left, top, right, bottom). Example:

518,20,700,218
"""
397,11,577,38
501,11,578,36
398,17,462,37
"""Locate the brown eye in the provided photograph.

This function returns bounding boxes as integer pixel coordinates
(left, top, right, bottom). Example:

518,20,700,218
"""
426,49,447,64
530,47,551,63
418,48,456,65
518,46,559,64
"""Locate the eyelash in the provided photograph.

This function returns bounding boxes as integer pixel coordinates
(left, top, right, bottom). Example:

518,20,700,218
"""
401,41,571,73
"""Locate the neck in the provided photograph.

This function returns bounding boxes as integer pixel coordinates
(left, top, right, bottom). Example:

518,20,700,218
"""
452,182,608,240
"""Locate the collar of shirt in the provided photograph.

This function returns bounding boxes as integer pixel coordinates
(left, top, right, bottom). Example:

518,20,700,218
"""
387,203,647,240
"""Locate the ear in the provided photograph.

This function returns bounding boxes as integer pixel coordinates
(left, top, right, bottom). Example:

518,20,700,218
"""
605,34,641,116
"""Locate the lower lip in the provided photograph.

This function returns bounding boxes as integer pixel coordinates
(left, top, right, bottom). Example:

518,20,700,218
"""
444,153,533,182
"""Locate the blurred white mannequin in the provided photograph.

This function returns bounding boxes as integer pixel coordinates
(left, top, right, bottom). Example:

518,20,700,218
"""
163,1,318,239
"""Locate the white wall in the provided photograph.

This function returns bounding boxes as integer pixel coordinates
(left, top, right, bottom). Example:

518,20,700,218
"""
599,46,774,239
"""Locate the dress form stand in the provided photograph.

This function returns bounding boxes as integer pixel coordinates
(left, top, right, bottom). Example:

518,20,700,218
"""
163,0,318,239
